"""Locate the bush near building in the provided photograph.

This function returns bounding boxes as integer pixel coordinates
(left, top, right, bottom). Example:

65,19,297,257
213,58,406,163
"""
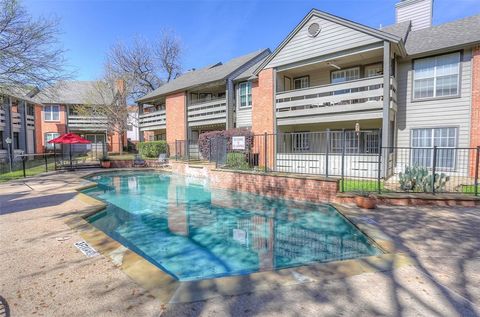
138,141,168,158
198,128,254,159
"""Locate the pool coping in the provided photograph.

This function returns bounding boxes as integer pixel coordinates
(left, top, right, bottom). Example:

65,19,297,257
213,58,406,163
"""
65,169,413,304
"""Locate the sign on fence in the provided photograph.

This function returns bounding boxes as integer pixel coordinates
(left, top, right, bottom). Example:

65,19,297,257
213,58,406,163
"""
232,136,246,150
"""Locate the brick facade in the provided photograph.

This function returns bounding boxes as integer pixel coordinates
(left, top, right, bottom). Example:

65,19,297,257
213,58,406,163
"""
35,104,67,153
165,92,187,149
471,45,480,148
252,68,275,134
469,46,480,176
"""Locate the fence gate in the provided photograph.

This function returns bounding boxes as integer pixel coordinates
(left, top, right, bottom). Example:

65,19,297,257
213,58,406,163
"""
213,137,227,166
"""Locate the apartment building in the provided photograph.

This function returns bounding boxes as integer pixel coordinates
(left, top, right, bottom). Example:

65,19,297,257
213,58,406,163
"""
34,81,125,154
136,49,270,145
0,87,39,162
137,0,480,178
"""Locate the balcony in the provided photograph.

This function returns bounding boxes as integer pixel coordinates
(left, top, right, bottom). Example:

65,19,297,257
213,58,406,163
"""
68,116,108,131
26,115,35,130
139,110,166,131
0,109,5,127
276,76,397,125
187,98,227,127
12,112,21,131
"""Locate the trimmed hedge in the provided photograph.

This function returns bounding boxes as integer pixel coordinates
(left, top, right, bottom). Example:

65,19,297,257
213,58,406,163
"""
137,141,168,158
198,128,254,159
225,152,250,170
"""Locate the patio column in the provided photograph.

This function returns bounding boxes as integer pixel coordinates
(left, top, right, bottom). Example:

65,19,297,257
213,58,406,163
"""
138,103,144,142
18,100,27,152
382,41,392,149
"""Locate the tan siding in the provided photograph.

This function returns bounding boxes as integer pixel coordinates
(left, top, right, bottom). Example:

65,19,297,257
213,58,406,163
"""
396,49,472,148
266,15,381,68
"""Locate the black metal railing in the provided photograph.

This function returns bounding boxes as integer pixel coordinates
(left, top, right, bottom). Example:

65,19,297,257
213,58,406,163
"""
181,130,479,196
0,153,56,182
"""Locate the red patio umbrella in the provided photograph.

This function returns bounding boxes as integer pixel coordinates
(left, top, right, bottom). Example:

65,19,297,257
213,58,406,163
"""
48,133,91,169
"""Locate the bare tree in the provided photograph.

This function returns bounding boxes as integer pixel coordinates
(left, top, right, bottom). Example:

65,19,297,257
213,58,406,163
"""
154,30,182,83
0,0,69,91
105,37,161,101
75,77,130,155
105,30,183,101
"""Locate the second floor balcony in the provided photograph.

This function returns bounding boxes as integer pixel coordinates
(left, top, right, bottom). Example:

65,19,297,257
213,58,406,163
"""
276,76,397,124
68,115,108,131
187,97,227,127
139,110,166,131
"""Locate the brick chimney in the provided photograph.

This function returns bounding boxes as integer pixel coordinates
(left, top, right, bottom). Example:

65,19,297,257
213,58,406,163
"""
396,0,433,31
115,79,126,95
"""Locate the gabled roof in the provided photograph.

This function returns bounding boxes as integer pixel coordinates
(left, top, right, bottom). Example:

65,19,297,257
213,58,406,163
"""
234,53,271,81
34,81,113,105
404,14,480,56
0,86,40,104
137,49,269,103
380,21,412,42
254,9,404,75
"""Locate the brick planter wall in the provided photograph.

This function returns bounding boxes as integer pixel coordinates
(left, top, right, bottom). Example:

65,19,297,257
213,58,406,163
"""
209,170,339,203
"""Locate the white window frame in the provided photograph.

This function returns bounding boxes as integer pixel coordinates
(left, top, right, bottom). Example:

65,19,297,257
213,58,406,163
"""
292,132,310,152
410,127,458,170
238,81,252,108
44,132,60,150
44,105,60,121
293,76,310,90
331,67,360,84
412,52,461,100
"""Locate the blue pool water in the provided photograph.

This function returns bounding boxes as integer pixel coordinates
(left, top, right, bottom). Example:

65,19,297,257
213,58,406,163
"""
84,171,380,281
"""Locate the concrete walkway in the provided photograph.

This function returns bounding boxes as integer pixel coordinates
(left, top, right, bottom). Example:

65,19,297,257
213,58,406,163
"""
1,171,479,316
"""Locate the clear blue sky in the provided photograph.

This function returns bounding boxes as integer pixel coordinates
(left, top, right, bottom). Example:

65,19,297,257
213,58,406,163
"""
24,0,479,81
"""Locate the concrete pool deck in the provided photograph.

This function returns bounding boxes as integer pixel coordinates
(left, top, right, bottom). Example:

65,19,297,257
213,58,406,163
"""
1,170,480,316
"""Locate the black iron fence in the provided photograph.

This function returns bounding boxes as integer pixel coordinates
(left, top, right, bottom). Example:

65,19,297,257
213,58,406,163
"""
0,153,56,182
177,131,479,196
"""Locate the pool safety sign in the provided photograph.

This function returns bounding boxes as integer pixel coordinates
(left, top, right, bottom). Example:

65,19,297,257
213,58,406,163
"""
74,240,99,257
233,229,248,245
232,136,246,150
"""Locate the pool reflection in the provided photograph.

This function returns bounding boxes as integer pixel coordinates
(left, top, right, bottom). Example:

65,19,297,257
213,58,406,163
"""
85,172,379,281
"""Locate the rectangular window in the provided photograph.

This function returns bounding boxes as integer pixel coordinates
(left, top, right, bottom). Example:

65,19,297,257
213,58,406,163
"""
329,130,380,154
292,132,310,152
413,52,460,100
411,127,457,169
238,82,252,108
331,67,360,84
27,104,35,116
13,132,19,149
0,131,4,150
44,105,60,121
45,132,60,150
365,64,383,78
293,76,310,89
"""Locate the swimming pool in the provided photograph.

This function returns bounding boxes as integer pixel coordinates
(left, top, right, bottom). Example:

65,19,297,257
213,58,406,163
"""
84,171,380,281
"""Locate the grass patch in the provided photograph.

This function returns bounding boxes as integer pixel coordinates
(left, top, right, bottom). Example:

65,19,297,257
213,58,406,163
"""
461,185,478,195
0,162,55,182
107,153,137,160
340,179,384,193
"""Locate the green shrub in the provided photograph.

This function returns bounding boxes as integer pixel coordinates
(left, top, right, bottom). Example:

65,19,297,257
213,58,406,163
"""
225,152,249,170
137,141,168,158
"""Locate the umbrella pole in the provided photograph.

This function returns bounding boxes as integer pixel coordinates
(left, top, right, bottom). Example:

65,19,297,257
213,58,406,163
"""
70,144,72,169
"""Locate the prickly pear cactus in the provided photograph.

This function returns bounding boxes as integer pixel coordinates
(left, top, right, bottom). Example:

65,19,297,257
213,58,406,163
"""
398,166,450,192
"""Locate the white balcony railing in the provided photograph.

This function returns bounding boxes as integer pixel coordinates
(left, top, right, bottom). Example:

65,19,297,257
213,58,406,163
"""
26,115,35,130
68,115,108,131
12,112,21,130
0,109,5,127
276,76,397,119
139,110,166,131
187,98,227,126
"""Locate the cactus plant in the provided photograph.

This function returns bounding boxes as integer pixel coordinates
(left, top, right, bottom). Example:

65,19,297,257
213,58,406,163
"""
398,165,450,192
